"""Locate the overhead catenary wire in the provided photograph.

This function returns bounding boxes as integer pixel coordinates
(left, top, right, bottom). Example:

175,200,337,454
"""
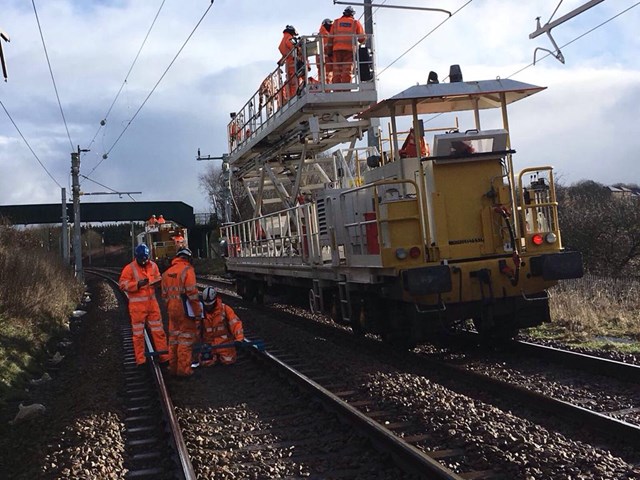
418,1,640,128
377,0,473,78
507,1,640,79
80,174,138,202
85,0,167,152
85,1,216,179
0,99,63,189
31,0,74,152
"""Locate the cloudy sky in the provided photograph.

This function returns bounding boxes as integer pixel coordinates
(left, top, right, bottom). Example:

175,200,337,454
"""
1,0,639,214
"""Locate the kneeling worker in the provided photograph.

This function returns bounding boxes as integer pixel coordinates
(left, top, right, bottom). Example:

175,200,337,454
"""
200,286,244,366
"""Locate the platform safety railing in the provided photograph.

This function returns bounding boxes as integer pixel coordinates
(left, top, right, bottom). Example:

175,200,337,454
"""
221,202,322,265
337,179,426,267
227,33,375,156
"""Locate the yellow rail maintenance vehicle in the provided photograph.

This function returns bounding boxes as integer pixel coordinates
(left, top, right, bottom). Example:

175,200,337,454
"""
138,215,188,270
219,31,582,346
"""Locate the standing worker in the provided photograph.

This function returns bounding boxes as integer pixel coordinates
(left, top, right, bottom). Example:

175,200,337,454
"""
161,247,202,377
119,244,169,366
278,25,299,100
327,6,365,85
318,18,334,84
200,287,244,366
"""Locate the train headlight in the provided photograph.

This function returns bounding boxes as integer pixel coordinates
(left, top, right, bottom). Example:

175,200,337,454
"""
545,232,557,244
395,248,407,260
532,234,544,246
409,246,421,259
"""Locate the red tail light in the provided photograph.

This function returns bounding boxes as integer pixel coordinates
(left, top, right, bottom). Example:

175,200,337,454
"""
532,234,544,245
409,246,421,258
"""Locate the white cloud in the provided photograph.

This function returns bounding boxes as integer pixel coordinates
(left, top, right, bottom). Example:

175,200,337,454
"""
1,0,639,215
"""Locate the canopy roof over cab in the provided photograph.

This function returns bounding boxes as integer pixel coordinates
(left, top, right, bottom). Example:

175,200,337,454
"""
358,78,546,118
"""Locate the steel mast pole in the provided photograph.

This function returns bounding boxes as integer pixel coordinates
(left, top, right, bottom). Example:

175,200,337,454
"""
61,187,69,263
363,0,379,151
71,147,83,282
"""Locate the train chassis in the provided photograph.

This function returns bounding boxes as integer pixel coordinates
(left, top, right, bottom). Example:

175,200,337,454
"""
234,272,551,346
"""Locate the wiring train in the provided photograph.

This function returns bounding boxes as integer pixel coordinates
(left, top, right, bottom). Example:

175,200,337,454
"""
218,32,583,346
137,216,188,270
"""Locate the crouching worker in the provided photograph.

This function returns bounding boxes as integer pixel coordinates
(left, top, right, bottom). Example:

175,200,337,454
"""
200,286,244,366
119,244,169,366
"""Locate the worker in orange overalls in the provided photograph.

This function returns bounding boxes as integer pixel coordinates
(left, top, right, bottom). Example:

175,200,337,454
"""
147,214,157,225
318,18,334,84
278,25,299,100
199,286,244,366
161,247,202,377
119,244,169,366
327,6,365,84
173,233,185,247
157,214,166,224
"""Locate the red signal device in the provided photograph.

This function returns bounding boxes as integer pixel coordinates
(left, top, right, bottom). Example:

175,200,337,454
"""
532,234,544,245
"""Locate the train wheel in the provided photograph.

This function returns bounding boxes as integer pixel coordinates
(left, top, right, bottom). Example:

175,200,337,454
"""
308,289,319,314
473,316,517,344
350,299,365,336
381,331,415,349
329,292,345,325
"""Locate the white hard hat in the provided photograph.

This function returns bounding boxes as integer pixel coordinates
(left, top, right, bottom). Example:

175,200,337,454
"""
202,286,218,305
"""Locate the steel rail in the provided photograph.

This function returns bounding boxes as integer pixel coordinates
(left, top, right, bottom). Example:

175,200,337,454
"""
86,268,196,480
244,343,465,480
511,339,640,384
201,281,640,446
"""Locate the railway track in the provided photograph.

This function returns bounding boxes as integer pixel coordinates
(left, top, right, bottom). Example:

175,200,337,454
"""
199,276,640,476
87,268,195,479
86,269,470,478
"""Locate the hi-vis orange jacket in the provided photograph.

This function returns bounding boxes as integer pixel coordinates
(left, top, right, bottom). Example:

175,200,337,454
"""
119,260,162,312
328,15,365,52
161,257,202,319
202,299,244,345
278,31,296,66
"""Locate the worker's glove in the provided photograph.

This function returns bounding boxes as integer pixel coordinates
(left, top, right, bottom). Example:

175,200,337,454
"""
137,278,149,288
234,341,243,348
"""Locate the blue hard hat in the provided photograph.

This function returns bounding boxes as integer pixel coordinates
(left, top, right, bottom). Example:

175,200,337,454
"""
135,244,150,260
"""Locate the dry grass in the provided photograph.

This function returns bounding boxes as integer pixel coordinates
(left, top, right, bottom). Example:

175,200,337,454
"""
527,274,640,351
0,228,84,400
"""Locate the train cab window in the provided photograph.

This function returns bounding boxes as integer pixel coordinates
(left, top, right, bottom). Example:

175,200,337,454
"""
383,188,400,202
433,129,508,157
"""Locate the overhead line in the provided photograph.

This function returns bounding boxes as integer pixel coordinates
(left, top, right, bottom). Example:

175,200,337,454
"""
86,0,167,151
86,0,216,178
377,0,473,77
32,0,74,151
1,99,63,189
507,1,640,79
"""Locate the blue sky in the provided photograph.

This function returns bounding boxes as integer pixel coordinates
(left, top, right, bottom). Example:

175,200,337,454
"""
1,0,639,213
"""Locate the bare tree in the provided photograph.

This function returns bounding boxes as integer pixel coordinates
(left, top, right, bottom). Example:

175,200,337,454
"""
558,180,640,277
198,164,252,223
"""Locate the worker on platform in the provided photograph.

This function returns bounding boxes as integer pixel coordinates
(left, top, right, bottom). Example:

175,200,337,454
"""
318,18,334,84
147,214,157,225
156,214,166,225
161,247,202,377
119,244,169,366
327,6,365,85
199,286,244,366
278,24,300,100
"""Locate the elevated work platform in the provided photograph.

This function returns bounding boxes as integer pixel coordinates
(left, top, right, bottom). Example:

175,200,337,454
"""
227,34,378,181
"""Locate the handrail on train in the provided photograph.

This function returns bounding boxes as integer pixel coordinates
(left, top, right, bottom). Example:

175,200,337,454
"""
517,166,561,247
226,33,375,155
